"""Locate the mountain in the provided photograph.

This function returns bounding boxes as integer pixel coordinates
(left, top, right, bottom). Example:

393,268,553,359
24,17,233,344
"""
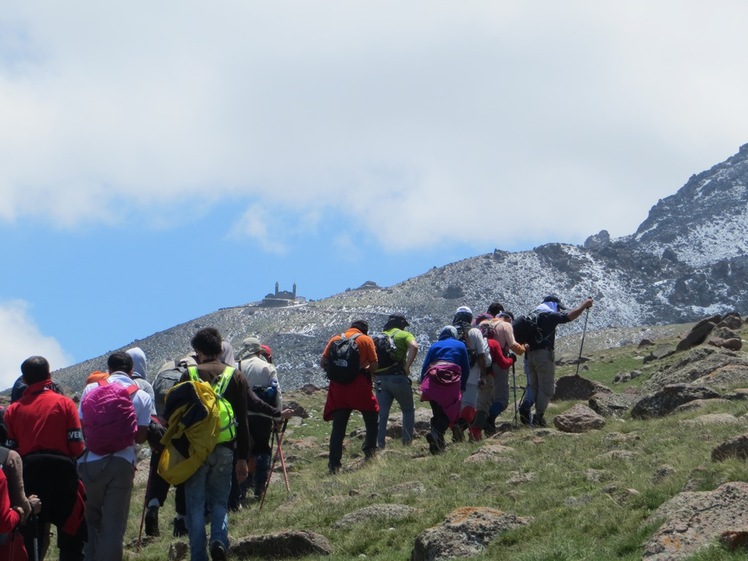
51,144,748,394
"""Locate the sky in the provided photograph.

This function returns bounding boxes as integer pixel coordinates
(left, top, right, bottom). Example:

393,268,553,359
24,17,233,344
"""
2,1,748,389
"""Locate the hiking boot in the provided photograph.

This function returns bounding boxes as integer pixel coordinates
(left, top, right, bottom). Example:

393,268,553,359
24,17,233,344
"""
328,464,341,475
145,506,159,537
451,424,465,443
534,413,547,428
172,516,188,538
425,431,441,455
518,406,532,427
210,541,227,561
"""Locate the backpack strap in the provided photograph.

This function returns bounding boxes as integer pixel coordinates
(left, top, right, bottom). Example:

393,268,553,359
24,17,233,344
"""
187,366,200,382
213,367,235,398
99,377,139,397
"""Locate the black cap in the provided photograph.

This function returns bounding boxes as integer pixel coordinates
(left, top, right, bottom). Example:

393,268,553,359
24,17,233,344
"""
387,313,409,327
542,294,566,310
351,319,369,334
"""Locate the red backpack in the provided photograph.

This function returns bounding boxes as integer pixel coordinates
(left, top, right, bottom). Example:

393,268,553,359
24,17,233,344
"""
81,378,138,455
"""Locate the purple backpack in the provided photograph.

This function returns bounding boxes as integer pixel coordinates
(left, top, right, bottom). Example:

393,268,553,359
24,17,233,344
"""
81,378,138,455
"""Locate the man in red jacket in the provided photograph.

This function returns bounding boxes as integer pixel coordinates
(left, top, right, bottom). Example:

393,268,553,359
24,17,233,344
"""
321,320,379,475
4,356,86,561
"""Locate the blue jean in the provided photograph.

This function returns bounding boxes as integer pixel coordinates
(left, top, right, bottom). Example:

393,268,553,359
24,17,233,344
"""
376,375,415,448
184,445,234,561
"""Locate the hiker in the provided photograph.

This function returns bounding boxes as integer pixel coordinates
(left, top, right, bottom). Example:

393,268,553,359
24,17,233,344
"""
320,319,379,475
0,410,42,560
419,326,471,454
479,318,517,436
127,346,157,414
517,295,594,427
374,313,419,449
236,337,293,503
144,354,195,538
179,327,250,561
4,356,87,561
485,311,525,433
0,467,28,560
451,306,491,441
78,351,153,561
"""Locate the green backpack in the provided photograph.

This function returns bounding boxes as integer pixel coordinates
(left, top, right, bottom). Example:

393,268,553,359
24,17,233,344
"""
188,366,237,444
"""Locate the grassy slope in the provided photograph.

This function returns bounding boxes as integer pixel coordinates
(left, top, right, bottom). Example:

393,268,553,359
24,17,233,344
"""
120,323,748,560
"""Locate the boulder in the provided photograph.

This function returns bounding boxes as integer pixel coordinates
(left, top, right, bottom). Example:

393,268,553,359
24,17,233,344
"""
588,392,638,417
712,434,748,462
553,404,605,433
676,317,720,352
231,530,333,558
631,384,722,419
553,375,612,401
642,345,677,364
643,482,748,560
717,312,743,331
411,507,531,561
708,337,743,351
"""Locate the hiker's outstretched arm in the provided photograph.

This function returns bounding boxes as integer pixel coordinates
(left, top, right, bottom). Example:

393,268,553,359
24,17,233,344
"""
567,298,594,321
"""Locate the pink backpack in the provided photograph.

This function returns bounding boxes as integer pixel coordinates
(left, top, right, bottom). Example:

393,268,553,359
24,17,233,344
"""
81,378,138,455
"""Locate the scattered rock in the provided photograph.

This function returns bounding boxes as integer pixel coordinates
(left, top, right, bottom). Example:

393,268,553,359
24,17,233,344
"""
553,375,612,400
631,384,721,419
588,392,638,417
716,313,743,331
642,345,677,364
671,398,732,414
712,434,748,462
232,530,333,558
639,338,655,347
168,541,189,561
643,481,748,560
720,527,748,552
676,316,721,352
390,481,427,496
652,465,676,484
410,507,531,561
285,400,310,418
464,444,514,463
708,337,743,351
300,384,320,395
553,404,605,433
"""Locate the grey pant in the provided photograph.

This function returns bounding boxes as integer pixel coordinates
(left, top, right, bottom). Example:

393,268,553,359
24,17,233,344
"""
78,456,134,561
526,349,556,415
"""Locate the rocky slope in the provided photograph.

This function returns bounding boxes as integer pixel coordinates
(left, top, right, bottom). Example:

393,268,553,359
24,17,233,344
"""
51,144,748,394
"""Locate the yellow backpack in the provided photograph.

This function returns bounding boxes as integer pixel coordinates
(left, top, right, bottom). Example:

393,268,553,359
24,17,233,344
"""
157,373,224,485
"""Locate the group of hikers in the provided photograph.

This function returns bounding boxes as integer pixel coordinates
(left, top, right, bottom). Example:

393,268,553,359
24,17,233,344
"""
0,292,592,561
0,328,293,561
320,294,593,470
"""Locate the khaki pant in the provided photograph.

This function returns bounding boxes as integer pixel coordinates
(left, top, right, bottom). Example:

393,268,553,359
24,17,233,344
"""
526,349,556,415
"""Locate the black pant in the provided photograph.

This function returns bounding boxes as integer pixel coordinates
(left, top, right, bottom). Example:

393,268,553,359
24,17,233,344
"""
328,409,378,470
429,401,451,438
146,449,185,514
21,452,86,561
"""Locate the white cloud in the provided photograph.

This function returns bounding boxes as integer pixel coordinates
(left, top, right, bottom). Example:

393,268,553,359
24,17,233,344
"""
1,2,747,249
0,300,72,390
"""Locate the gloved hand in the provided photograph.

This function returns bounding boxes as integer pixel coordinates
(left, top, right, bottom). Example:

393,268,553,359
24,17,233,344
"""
147,419,167,453
508,352,517,364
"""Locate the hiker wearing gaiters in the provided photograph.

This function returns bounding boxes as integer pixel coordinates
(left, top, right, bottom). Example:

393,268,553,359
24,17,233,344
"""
517,295,593,427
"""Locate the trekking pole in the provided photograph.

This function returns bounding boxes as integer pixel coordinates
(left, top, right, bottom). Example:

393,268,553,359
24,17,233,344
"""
137,463,154,549
30,513,39,561
275,420,291,493
512,362,518,428
574,307,591,377
259,424,279,512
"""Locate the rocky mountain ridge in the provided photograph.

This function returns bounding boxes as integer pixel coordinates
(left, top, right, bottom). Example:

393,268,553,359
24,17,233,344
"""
51,144,748,394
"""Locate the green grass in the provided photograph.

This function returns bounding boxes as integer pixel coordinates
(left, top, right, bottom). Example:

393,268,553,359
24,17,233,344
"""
70,329,748,560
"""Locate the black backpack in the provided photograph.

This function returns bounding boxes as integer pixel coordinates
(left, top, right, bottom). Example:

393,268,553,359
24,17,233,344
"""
372,330,400,373
512,312,544,347
153,363,188,418
325,333,362,384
